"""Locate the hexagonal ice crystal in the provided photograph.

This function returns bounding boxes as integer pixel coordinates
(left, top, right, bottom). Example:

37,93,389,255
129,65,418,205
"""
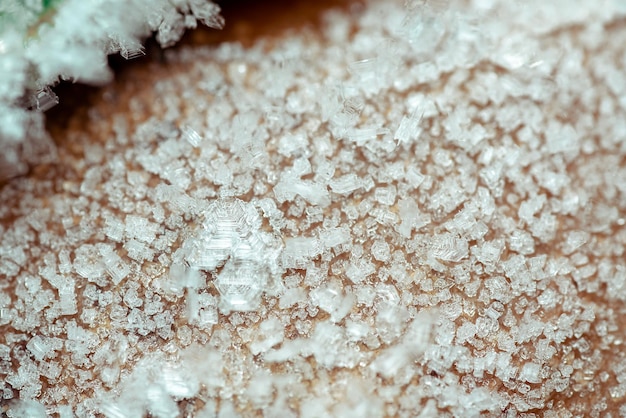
214,258,268,311
176,199,282,312
184,199,262,270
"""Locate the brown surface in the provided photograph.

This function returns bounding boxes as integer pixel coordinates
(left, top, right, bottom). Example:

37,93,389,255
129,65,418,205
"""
5,0,625,416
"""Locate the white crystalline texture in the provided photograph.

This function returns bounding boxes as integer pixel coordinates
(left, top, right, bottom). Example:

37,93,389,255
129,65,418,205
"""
309,321,360,369
146,385,178,418
181,125,202,147
273,162,330,206
178,199,281,311
562,230,589,255
430,233,469,263
371,240,391,262
125,215,158,244
3,0,626,415
26,335,52,361
519,362,543,384
456,322,476,344
74,245,106,281
161,363,199,399
0,0,224,179
282,236,321,268
33,87,59,112
319,227,351,250
394,114,422,144
405,166,426,189
397,197,429,237
249,317,285,355
99,245,130,285
290,180,331,206
374,185,397,206
346,258,376,284
214,258,267,311
518,194,546,224
310,285,355,322
278,132,309,156
6,400,47,418
329,173,363,195
184,199,261,270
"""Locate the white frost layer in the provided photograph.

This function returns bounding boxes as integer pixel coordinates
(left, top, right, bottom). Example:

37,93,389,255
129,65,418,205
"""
0,0,222,180
1,0,626,416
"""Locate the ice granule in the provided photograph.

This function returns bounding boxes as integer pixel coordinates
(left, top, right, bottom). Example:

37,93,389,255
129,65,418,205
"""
26,335,51,361
374,185,397,206
182,199,260,270
282,236,321,268
519,362,543,384
329,173,363,195
1,0,625,415
371,240,391,262
430,233,469,263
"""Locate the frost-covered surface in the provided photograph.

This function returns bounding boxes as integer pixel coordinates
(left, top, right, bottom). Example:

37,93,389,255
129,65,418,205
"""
2,0,626,416
0,0,222,181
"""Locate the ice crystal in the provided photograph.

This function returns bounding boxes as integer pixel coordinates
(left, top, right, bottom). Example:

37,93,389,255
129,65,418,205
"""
2,0,626,416
177,199,282,312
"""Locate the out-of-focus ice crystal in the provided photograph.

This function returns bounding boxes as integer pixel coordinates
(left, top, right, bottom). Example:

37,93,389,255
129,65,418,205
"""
175,199,282,312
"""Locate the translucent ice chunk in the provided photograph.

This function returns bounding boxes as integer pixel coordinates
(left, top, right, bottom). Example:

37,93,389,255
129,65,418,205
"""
175,199,282,312
430,233,468,262
26,335,51,361
214,258,268,312
329,173,362,195
183,199,261,270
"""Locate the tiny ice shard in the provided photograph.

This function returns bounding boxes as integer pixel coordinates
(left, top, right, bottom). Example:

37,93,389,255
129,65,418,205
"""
176,199,282,312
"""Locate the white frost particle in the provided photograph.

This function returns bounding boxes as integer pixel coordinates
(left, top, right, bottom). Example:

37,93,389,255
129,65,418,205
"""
146,385,178,418
183,198,260,270
374,185,397,206
430,233,468,263
319,227,351,249
214,258,267,312
249,317,285,355
371,240,391,262
329,173,362,195
181,125,202,147
519,362,543,384
6,400,47,418
174,198,281,311
161,364,199,399
346,259,376,284
26,336,51,361
397,197,429,238
518,194,546,224
456,322,476,344
291,180,331,207
562,230,590,255
282,236,321,268
99,245,130,285
74,244,106,281
310,285,355,322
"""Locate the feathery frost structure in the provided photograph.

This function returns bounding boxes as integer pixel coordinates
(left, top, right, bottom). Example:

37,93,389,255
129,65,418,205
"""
0,0,222,180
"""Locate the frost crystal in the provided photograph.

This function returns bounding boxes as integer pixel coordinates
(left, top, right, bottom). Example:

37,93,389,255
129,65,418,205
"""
178,199,282,312
2,0,626,415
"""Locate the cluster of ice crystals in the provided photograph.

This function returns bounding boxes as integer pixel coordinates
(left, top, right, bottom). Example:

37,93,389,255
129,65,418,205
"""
175,199,282,312
0,0,223,180
1,0,626,416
